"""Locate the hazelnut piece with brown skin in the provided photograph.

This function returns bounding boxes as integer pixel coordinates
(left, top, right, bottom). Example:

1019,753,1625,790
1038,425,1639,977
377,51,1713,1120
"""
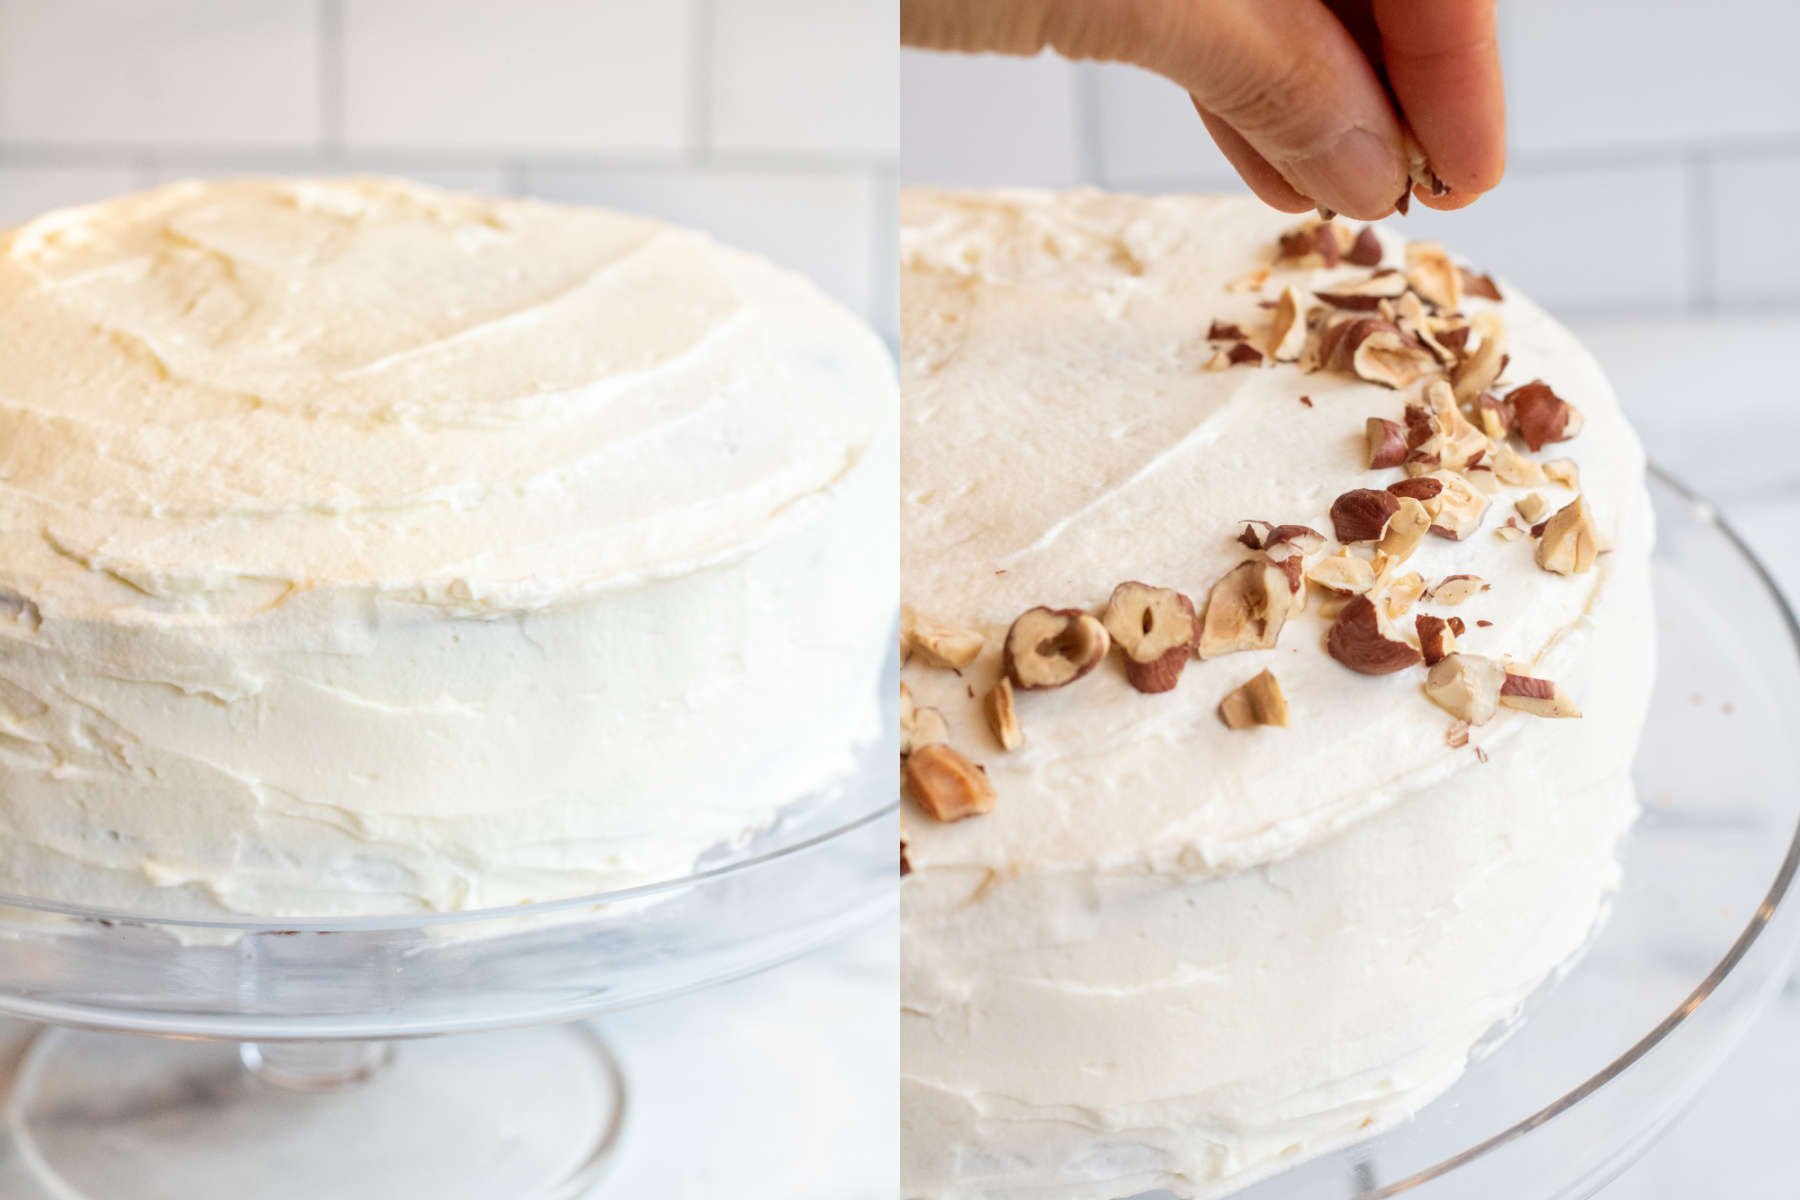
1101,582,1198,694
1509,380,1586,452
1500,671,1583,718
1267,285,1310,362
1416,614,1457,665
1003,607,1110,690
1377,496,1432,563
1451,311,1508,404
1199,561,1292,658
1327,595,1424,675
1405,242,1463,312
1365,417,1408,469
1424,653,1507,724
1331,488,1402,543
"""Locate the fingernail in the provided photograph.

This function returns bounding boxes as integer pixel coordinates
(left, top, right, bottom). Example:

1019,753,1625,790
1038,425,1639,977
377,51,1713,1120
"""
1283,128,1405,220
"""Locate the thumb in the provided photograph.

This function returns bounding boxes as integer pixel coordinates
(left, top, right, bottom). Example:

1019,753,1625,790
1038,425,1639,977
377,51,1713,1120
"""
1120,0,1411,218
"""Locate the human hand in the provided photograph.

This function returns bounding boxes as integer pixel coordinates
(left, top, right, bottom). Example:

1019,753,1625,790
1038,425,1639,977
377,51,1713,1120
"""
902,0,1505,220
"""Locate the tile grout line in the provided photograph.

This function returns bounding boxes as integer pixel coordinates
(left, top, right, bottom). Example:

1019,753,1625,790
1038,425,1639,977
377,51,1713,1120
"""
0,143,888,174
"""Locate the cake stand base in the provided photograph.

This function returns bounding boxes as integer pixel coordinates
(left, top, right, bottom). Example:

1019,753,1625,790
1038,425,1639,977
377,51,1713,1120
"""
1,1024,626,1200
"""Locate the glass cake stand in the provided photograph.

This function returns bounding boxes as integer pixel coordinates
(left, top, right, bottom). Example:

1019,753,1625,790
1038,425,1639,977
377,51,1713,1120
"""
0,726,898,1200
1140,467,1800,1200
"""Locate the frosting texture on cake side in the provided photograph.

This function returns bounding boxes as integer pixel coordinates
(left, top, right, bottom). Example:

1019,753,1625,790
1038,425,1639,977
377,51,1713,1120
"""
898,189,1653,1199
0,177,896,917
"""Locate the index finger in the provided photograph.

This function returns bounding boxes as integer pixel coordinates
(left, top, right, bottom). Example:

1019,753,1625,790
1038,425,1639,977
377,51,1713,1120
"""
1371,0,1506,205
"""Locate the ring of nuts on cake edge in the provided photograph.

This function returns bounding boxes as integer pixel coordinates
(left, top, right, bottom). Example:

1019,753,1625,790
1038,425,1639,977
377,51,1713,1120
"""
899,216,1598,844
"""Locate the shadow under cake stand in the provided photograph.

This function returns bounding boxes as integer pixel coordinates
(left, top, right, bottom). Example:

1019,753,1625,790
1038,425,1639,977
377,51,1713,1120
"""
0,746,898,1200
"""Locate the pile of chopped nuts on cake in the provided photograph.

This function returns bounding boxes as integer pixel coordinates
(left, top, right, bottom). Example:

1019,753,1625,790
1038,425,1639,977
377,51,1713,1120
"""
902,219,1602,829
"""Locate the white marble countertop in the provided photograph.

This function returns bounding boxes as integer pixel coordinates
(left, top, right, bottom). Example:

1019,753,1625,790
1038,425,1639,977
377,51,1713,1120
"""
0,315,1793,1198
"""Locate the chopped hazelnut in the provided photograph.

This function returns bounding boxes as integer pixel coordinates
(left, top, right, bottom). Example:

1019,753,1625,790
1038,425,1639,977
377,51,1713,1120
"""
1428,574,1488,606
899,683,950,755
1516,492,1551,525
1490,442,1547,487
1383,570,1427,618
1365,417,1408,469
1477,392,1516,439
1347,226,1384,267
1542,458,1580,489
1464,466,1500,495
1327,594,1424,675
1377,495,1432,563
1424,653,1506,724
1314,271,1409,311
1199,561,1292,658
1423,470,1491,541
1405,242,1462,311
1331,488,1402,543
1416,614,1457,664
1217,669,1290,730
1461,269,1504,301
1419,378,1488,470
1451,311,1507,405
1262,524,1326,558
1101,581,1198,693
1535,495,1600,575
1267,285,1310,361
1509,381,1586,452
901,609,986,670
1003,607,1111,689
903,743,996,822
1227,342,1264,366
1500,671,1583,718
1387,476,1444,502
983,678,1023,751
1277,220,1352,268
1307,552,1376,595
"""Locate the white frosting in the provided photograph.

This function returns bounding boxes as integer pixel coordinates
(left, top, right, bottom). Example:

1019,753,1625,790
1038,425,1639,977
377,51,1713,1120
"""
0,178,897,918
899,190,1654,1198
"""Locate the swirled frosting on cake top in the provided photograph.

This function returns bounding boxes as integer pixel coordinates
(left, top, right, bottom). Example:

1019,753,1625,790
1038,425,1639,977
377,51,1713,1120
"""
0,177,879,617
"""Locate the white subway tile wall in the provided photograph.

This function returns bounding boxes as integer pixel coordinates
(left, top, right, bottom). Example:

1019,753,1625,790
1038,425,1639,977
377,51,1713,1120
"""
0,0,896,332
903,4,1800,319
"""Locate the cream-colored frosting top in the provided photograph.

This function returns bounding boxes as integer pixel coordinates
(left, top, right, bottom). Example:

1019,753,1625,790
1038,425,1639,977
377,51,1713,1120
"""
0,177,889,619
900,188,1646,878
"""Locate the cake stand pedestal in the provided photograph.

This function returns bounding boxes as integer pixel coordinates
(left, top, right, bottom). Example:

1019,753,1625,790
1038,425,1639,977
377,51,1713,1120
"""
7,1027,624,1200
0,745,896,1200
